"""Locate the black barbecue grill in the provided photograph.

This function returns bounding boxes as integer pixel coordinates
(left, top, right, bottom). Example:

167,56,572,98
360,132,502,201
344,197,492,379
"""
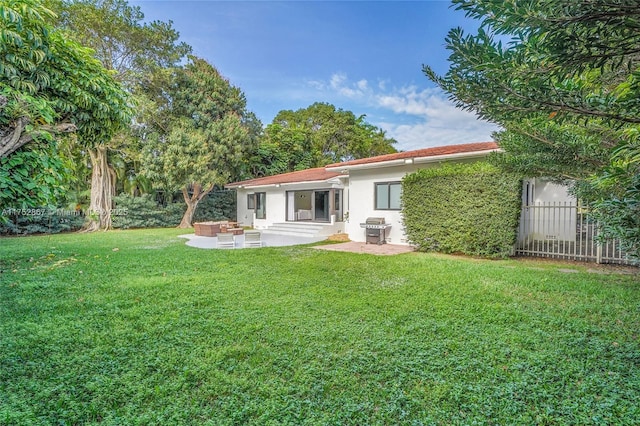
360,217,392,245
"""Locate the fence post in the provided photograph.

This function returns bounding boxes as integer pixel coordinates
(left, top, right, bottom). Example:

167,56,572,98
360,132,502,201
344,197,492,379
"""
596,221,603,264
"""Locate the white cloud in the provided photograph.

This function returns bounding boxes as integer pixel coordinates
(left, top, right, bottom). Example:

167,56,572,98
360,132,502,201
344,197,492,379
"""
330,73,347,90
307,73,500,151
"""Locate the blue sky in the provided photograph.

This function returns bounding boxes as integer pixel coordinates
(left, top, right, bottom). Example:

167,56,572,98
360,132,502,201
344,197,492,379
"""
131,0,499,151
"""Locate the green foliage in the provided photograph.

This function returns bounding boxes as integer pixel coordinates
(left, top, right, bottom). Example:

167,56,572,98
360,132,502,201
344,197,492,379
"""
40,0,192,230
49,0,192,87
0,207,83,234
112,194,184,229
140,56,256,226
490,119,611,181
0,0,132,214
402,162,522,258
588,164,640,259
0,143,70,210
141,57,253,193
250,102,397,177
424,0,640,259
192,190,237,222
0,0,132,147
0,229,638,423
111,190,236,229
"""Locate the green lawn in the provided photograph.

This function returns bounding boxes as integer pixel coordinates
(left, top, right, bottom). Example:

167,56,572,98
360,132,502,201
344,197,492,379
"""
1,229,639,425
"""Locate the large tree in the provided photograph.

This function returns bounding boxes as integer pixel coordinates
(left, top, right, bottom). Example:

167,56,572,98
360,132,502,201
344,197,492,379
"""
424,0,640,258
1,0,130,209
251,102,397,177
45,0,191,230
141,57,255,228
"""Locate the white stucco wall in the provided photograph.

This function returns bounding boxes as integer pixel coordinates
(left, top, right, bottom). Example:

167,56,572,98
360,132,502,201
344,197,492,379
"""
233,187,287,228
240,187,287,229
520,178,577,242
526,178,574,204
235,188,253,227
344,164,424,244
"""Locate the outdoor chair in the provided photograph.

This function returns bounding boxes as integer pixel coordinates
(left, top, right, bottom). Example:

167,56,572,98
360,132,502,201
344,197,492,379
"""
216,232,235,249
243,230,263,248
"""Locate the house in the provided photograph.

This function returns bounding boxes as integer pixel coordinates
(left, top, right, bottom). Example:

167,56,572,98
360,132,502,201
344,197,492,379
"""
226,141,501,244
226,141,633,264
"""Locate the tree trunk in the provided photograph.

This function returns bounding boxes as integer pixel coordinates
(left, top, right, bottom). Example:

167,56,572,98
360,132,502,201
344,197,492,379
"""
178,183,214,228
179,200,197,229
85,146,116,231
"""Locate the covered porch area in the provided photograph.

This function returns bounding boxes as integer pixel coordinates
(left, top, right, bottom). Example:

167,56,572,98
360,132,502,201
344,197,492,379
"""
285,188,344,223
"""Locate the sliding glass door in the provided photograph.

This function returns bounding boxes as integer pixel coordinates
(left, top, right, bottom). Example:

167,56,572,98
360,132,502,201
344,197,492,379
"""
285,189,343,222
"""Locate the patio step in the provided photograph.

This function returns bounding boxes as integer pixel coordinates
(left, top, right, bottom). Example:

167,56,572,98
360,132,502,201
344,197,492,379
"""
262,222,327,238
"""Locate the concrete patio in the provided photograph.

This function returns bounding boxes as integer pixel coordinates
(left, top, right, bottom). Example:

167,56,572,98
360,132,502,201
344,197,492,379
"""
179,233,415,255
178,232,326,249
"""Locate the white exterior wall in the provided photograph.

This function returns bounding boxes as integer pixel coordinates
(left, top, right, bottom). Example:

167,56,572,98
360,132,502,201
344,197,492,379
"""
345,164,424,244
528,178,574,204
235,188,253,227
521,178,577,242
251,187,287,229
233,187,286,228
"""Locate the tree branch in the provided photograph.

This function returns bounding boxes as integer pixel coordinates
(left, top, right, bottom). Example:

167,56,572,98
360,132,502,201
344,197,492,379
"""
1,119,77,158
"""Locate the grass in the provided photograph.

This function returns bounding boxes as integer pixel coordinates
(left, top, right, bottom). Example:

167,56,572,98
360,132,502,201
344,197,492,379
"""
0,228,639,425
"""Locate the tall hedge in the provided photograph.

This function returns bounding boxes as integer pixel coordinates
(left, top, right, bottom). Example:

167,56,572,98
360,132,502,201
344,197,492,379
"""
112,190,236,229
193,190,237,223
112,195,185,229
402,162,522,258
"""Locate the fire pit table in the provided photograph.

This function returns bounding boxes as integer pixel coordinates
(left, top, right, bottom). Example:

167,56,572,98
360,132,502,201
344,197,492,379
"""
194,221,244,237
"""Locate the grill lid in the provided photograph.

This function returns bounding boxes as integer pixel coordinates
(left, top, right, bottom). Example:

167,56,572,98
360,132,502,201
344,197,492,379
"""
365,217,385,225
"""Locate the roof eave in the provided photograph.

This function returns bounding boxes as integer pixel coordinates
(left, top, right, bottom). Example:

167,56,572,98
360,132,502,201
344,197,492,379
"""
226,175,347,190
326,149,501,172
325,158,407,172
413,149,501,164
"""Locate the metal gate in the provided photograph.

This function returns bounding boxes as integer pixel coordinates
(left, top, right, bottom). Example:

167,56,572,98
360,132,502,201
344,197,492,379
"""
516,202,633,265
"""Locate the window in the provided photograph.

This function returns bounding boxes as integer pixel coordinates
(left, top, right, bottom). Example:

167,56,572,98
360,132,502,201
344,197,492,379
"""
255,192,266,219
375,182,401,210
247,193,255,209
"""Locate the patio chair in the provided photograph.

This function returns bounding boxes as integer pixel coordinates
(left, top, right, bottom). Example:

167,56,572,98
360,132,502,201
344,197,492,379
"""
244,230,263,248
216,232,235,249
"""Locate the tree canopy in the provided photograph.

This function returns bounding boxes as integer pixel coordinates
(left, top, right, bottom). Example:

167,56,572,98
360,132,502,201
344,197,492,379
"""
0,0,131,156
0,0,131,210
141,57,256,228
251,102,397,177
48,0,191,87
41,0,191,230
424,0,640,258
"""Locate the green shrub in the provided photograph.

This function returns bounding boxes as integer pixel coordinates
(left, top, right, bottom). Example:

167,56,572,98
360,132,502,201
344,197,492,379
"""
193,190,236,222
112,190,236,229
0,207,85,235
112,194,185,229
402,162,522,258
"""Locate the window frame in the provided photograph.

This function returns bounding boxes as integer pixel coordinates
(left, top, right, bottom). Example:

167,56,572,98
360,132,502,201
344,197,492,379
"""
247,193,255,210
374,181,402,211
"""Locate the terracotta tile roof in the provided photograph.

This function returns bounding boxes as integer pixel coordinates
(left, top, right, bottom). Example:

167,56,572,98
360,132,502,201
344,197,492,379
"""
226,167,345,188
226,142,498,188
326,141,499,168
